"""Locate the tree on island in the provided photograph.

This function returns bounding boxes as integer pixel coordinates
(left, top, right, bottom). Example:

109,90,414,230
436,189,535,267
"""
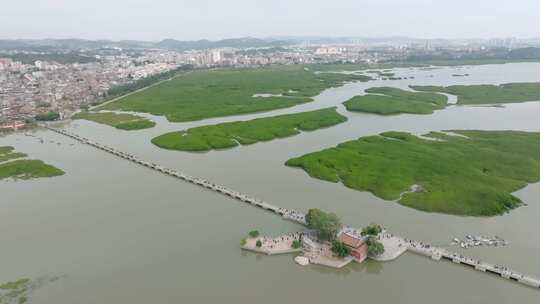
366,237,385,257
331,240,351,258
361,223,382,237
305,208,342,242
249,230,260,238
256,240,262,248
292,240,302,249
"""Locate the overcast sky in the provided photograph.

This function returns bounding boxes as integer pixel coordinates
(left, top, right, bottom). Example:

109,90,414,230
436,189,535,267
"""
3,0,539,41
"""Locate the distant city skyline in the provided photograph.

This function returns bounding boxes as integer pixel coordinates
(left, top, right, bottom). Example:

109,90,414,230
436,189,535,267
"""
2,0,540,41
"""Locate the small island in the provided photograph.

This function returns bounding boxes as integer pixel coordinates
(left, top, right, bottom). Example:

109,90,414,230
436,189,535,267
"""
411,82,540,105
286,130,540,216
151,107,347,152
343,87,448,115
241,209,393,268
0,146,64,180
72,112,156,130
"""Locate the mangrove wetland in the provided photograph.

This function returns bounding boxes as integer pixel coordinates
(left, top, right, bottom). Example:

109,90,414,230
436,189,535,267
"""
3,63,540,304
286,130,540,216
343,87,448,115
0,146,64,180
98,65,370,122
411,82,540,105
151,108,347,152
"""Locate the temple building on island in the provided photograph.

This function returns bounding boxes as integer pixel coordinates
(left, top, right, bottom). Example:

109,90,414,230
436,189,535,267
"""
339,232,368,263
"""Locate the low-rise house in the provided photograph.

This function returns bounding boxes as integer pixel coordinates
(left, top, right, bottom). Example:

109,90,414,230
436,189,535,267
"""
339,232,368,263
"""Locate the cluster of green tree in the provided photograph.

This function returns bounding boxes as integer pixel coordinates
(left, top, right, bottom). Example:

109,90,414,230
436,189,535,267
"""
248,230,260,238
97,64,194,105
366,238,385,256
0,52,97,64
34,111,60,121
360,224,382,236
359,223,385,257
305,208,342,241
331,240,351,257
286,130,540,216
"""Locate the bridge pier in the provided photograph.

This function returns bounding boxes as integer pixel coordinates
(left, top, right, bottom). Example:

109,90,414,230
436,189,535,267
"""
475,265,486,272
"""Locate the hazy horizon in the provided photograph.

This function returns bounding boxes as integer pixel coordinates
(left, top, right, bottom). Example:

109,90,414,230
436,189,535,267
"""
3,0,540,41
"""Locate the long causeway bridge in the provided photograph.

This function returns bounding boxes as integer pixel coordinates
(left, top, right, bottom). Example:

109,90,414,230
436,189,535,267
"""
406,239,540,289
45,125,539,290
44,126,306,225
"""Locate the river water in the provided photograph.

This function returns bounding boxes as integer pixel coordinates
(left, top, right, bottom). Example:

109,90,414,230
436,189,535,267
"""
1,63,540,303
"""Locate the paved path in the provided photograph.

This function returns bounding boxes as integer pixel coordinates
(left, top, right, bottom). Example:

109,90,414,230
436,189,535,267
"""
405,238,540,289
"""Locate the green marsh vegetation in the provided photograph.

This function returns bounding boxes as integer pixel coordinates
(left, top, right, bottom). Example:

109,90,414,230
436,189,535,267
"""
343,87,448,115
0,146,26,163
72,112,155,130
0,276,60,304
286,131,540,216
411,82,540,105
0,278,30,304
0,146,64,180
98,65,194,105
100,65,370,122
151,108,347,152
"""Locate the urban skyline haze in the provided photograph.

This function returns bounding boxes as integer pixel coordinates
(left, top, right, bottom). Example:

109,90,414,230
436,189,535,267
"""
3,0,540,41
